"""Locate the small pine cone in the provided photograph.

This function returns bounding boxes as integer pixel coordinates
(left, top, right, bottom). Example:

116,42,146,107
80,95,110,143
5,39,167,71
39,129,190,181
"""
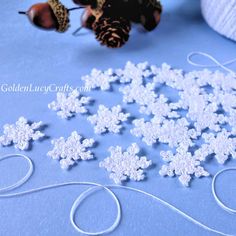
93,16,131,48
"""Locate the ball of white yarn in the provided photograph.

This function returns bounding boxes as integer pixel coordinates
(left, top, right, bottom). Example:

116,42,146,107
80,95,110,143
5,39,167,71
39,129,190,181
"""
201,0,236,41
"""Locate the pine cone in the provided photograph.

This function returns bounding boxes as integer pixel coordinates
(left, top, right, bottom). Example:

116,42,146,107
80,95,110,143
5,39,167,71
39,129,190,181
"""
93,16,131,48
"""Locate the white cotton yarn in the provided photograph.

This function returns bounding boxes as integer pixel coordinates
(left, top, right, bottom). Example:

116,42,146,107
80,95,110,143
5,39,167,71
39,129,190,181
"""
201,0,236,41
0,153,235,236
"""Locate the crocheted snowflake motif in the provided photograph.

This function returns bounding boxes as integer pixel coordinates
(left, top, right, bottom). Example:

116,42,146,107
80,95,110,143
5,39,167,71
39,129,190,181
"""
116,61,151,84
81,68,118,91
0,117,45,150
47,131,95,169
159,150,209,187
120,82,157,105
88,105,130,134
152,63,184,88
48,89,91,119
131,118,160,146
192,104,225,134
201,130,236,164
99,143,152,184
139,94,179,123
158,118,197,149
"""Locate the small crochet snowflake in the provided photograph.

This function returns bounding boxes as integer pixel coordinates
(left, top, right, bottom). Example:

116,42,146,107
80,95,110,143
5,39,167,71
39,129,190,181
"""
159,150,209,187
158,118,197,149
201,130,236,164
88,105,130,134
47,131,95,169
139,94,179,122
116,61,151,84
99,143,152,184
81,68,118,91
120,82,157,105
152,63,184,88
131,118,160,146
48,90,91,119
0,117,45,150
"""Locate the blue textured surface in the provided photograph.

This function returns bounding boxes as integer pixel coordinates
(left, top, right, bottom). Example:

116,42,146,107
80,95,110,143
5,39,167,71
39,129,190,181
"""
0,0,236,235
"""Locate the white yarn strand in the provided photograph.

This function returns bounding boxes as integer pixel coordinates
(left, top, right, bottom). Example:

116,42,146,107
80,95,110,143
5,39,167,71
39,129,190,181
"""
70,186,121,235
0,154,235,236
0,154,33,193
187,51,236,77
212,168,236,214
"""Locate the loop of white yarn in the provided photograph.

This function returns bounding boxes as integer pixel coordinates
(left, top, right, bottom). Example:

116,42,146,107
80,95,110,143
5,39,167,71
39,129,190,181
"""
212,168,236,214
0,154,33,193
187,51,236,77
0,153,235,236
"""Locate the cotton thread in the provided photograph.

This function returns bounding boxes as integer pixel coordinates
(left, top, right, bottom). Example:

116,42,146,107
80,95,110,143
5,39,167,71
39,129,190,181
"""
0,154,235,236
187,51,236,77
212,168,236,214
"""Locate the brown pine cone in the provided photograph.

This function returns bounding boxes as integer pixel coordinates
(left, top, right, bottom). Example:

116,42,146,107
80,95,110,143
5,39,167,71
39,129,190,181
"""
93,16,131,48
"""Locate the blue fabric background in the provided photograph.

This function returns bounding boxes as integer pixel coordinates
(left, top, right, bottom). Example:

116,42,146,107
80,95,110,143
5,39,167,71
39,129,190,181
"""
0,0,236,235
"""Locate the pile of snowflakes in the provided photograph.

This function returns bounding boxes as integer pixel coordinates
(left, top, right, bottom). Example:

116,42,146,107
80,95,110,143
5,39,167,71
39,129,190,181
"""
1,62,236,187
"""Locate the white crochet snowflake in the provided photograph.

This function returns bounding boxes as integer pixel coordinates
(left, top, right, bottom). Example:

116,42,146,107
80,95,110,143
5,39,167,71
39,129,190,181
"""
152,63,184,88
157,118,197,149
47,131,95,169
81,68,118,91
200,130,236,164
48,89,91,119
99,143,152,184
0,117,45,150
159,150,209,187
116,61,151,84
88,105,130,134
131,118,160,146
120,82,157,105
139,94,179,122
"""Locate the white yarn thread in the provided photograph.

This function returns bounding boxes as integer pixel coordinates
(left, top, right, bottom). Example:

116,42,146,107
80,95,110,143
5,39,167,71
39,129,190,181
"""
201,0,236,41
212,168,236,214
0,154,235,236
0,154,33,193
187,51,236,77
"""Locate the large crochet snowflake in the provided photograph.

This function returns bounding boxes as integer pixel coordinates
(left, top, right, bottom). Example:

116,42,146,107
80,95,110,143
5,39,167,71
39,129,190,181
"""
47,131,95,169
48,89,91,119
99,143,152,184
0,117,45,150
88,105,130,134
81,68,118,91
159,150,209,187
